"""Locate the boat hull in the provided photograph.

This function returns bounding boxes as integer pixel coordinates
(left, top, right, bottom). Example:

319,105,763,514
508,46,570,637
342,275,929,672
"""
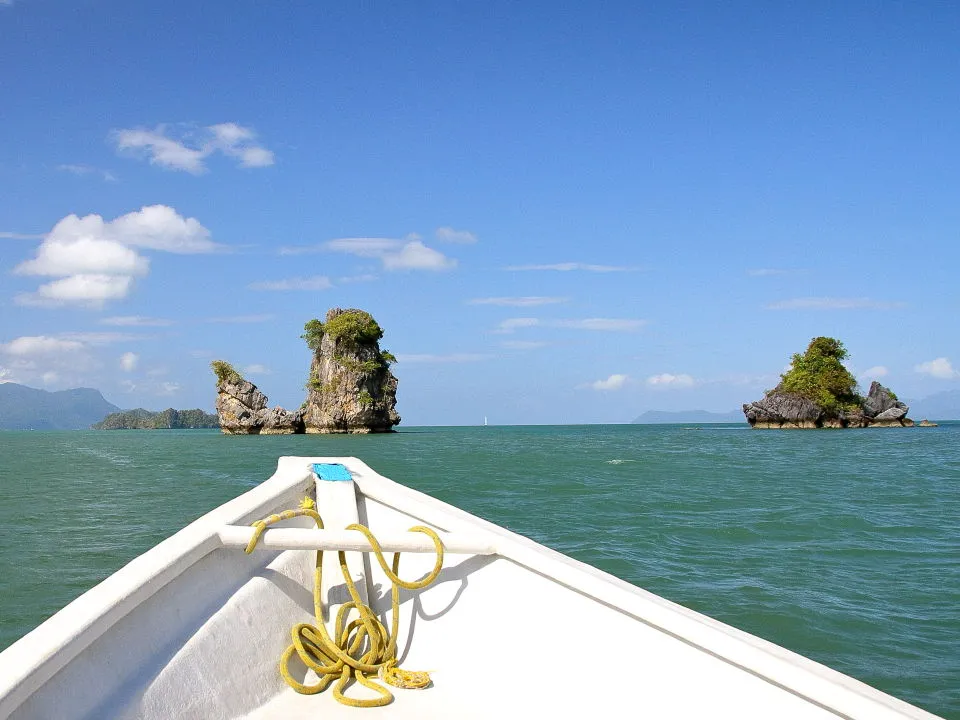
0,457,944,719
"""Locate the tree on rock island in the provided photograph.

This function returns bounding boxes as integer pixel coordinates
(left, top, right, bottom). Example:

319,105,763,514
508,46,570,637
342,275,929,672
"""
742,336,912,429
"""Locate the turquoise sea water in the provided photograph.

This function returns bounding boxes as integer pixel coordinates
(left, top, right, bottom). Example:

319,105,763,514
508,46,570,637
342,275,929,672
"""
0,424,957,718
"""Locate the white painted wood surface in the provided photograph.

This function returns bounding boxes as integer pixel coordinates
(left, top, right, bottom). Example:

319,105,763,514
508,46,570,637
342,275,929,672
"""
0,456,945,719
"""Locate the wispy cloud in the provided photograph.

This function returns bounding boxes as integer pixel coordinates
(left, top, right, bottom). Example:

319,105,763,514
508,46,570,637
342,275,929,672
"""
248,275,332,291
495,317,646,333
13,205,217,308
243,364,272,375
505,262,639,272
58,164,117,182
591,374,628,391
646,373,696,388
395,353,489,364
468,296,567,307
858,366,888,380
114,122,274,174
435,226,477,244
914,357,959,379
58,331,141,345
119,352,139,372
100,316,175,327
500,340,549,350
765,297,905,310
205,314,275,324
324,236,456,271
495,318,541,333
555,319,646,331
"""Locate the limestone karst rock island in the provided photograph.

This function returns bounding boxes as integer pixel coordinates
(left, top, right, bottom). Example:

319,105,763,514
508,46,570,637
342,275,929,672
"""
213,308,400,435
742,336,913,429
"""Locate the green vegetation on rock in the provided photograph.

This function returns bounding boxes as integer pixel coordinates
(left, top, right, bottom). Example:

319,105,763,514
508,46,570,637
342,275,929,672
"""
211,360,243,385
779,337,861,413
94,408,218,429
302,310,384,350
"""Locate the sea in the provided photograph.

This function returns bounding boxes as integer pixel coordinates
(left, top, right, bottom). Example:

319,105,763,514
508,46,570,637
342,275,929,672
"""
0,424,957,719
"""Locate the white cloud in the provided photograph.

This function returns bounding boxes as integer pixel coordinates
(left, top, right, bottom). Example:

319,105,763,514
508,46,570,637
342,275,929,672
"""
858,366,888,380
16,275,135,307
0,335,97,388
114,123,274,173
647,373,696,388
1,336,85,356
395,353,489,364
14,206,216,308
101,316,174,327
59,332,140,345
0,366,14,383
505,262,638,272
325,236,456,272
243,364,272,375
16,236,149,277
591,374,628,391
469,296,567,307
119,352,139,372
495,318,541,333
383,240,456,271
158,381,181,396
248,275,332,291
435,226,477,244
765,297,905,310
914,357,959,379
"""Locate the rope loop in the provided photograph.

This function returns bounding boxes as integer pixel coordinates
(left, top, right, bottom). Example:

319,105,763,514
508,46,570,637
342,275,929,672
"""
245,497,444,707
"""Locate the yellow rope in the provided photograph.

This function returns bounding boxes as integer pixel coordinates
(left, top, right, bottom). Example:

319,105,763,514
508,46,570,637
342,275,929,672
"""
245,496,444,708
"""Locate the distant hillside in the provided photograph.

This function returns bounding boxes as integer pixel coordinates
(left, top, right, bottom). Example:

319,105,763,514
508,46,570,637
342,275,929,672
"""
0,383,120,430
94,408,218,430
907,390,960,421
632,409,745,424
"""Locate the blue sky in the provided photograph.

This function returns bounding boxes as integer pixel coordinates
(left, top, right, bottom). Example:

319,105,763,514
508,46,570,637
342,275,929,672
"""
2,1,959,425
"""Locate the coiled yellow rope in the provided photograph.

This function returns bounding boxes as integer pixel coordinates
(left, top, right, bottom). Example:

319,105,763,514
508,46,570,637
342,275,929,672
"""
244,497,444,708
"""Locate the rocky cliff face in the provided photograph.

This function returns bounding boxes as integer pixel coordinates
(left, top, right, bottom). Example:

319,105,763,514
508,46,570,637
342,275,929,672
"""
743,381,912,429
212,308,399,435
213,362,305,435
301,308,400,434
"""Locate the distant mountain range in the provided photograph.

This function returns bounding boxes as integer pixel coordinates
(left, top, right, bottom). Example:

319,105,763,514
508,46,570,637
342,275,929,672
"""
904,390,960,422
0,383,120,430
634,391,960,424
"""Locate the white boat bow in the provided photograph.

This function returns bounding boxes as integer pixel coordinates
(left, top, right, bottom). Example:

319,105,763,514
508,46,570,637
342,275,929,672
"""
0,456,944,719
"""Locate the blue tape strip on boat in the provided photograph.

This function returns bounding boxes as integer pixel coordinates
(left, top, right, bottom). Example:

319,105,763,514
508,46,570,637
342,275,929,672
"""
313,463,353,481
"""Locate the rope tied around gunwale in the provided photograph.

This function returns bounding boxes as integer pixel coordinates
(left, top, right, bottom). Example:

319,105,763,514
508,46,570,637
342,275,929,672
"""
244,497,445,708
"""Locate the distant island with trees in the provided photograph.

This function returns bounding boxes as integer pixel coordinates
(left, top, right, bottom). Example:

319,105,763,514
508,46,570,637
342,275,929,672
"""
93,408,219,430
743,337,914,429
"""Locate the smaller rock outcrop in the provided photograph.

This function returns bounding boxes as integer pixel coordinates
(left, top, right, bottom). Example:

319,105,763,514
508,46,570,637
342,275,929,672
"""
212,361,305,435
